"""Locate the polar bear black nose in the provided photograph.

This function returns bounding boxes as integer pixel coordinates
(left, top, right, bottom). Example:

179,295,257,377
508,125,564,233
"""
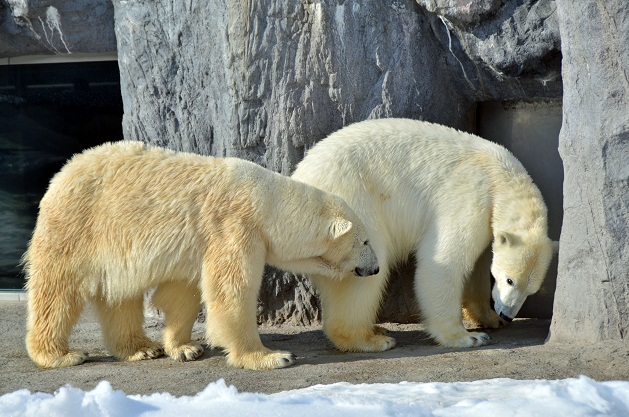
354,266,379,277
499,312,514,322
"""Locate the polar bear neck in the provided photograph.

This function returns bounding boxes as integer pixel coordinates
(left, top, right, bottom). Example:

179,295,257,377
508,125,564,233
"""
490,172,549,237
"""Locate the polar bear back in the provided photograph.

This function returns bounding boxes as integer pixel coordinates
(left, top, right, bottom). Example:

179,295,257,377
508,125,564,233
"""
34,142,260,298
30,141,340,301
293,118,529,263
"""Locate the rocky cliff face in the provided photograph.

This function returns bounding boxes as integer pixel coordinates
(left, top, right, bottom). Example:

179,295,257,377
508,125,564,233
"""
548,0,629,342
112,1,474,170
418,0,562,100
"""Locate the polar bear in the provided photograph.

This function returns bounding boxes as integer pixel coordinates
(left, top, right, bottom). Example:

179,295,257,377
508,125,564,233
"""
292,118,556,350
24,141,379,370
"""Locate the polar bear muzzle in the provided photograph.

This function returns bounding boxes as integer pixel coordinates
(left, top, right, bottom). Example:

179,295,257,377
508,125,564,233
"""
352,241,379,277
490,279,528,322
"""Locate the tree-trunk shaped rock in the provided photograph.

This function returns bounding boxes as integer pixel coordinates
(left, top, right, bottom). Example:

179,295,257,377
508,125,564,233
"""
549,0,629,342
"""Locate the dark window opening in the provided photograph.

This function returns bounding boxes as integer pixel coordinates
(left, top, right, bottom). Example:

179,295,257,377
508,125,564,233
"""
0,60,123,289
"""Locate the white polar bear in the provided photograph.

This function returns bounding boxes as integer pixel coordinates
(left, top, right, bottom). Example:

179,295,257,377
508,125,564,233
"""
24,141,379,370
292,118,556,350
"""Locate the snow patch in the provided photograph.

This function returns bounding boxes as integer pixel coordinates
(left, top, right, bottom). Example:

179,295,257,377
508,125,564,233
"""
2,376,629,417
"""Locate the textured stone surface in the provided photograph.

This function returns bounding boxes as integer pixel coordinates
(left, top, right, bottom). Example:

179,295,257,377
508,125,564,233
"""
548,1,629,342
0,0,115,57
419,0,562,100
112,1,472,169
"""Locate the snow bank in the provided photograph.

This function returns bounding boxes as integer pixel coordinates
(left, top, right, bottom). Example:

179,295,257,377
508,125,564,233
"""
1,376,628,417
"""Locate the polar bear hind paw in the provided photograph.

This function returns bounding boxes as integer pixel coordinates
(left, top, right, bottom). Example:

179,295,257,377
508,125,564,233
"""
125,343,164,361
47,351,89,368
167,342,204,362
440,331,491,348
228,350,297,370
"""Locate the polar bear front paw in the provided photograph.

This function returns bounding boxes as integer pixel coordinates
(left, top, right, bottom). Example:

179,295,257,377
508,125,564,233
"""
463,307,508,329
167,342,204,362
440,331,491,348
228,350,297,370
363,334,396,352
373,325,389,335
478,311,508,329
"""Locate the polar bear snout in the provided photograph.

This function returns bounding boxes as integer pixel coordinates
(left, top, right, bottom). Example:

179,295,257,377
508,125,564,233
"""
354,265,380,277
491,281,527,322
352,243,379,277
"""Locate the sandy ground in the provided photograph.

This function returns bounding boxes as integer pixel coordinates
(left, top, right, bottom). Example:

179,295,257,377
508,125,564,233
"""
1,301,628,396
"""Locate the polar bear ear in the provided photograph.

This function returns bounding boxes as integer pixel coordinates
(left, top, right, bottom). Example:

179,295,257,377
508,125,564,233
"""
495,232,516,247
329,218,353,240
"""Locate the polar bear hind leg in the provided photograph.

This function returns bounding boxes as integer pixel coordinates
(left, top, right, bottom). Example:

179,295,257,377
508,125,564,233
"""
26,276,88,368
151,280,204,361
94,295,164,361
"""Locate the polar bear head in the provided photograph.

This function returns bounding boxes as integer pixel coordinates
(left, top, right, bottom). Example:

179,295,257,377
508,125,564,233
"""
323,217,380,278
265,195,379,280
490,228,557,322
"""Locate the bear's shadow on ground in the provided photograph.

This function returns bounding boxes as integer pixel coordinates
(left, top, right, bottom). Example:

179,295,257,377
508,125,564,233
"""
257,319,550,367
74,319,550,369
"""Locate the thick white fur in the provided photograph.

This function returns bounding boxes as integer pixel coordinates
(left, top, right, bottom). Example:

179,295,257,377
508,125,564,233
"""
24,141,379,370
292,118,555,349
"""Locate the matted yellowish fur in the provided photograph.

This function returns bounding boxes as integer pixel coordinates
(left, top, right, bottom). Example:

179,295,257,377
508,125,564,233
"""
24,141,379,370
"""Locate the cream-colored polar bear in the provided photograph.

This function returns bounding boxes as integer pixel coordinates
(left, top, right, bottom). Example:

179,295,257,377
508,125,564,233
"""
24,141,379,370
292,118,556,350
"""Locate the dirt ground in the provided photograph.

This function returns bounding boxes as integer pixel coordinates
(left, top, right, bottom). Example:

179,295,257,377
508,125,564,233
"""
1,301,628,396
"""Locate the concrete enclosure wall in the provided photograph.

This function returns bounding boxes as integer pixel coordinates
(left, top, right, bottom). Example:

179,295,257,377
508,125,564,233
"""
478,100,563,319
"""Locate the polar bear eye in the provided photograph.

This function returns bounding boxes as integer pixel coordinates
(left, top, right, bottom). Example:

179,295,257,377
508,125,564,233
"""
506,278,514,286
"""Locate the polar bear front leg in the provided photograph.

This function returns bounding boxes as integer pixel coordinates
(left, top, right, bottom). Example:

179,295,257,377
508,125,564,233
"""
152,281,204,362
201,248,296,370
462,247,507,329
414,246,490,348
312,272,396,352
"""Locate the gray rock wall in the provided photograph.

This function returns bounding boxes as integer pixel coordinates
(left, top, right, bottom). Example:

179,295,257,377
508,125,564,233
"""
419,0,562,100
113,1,472,169
548,1,629,342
